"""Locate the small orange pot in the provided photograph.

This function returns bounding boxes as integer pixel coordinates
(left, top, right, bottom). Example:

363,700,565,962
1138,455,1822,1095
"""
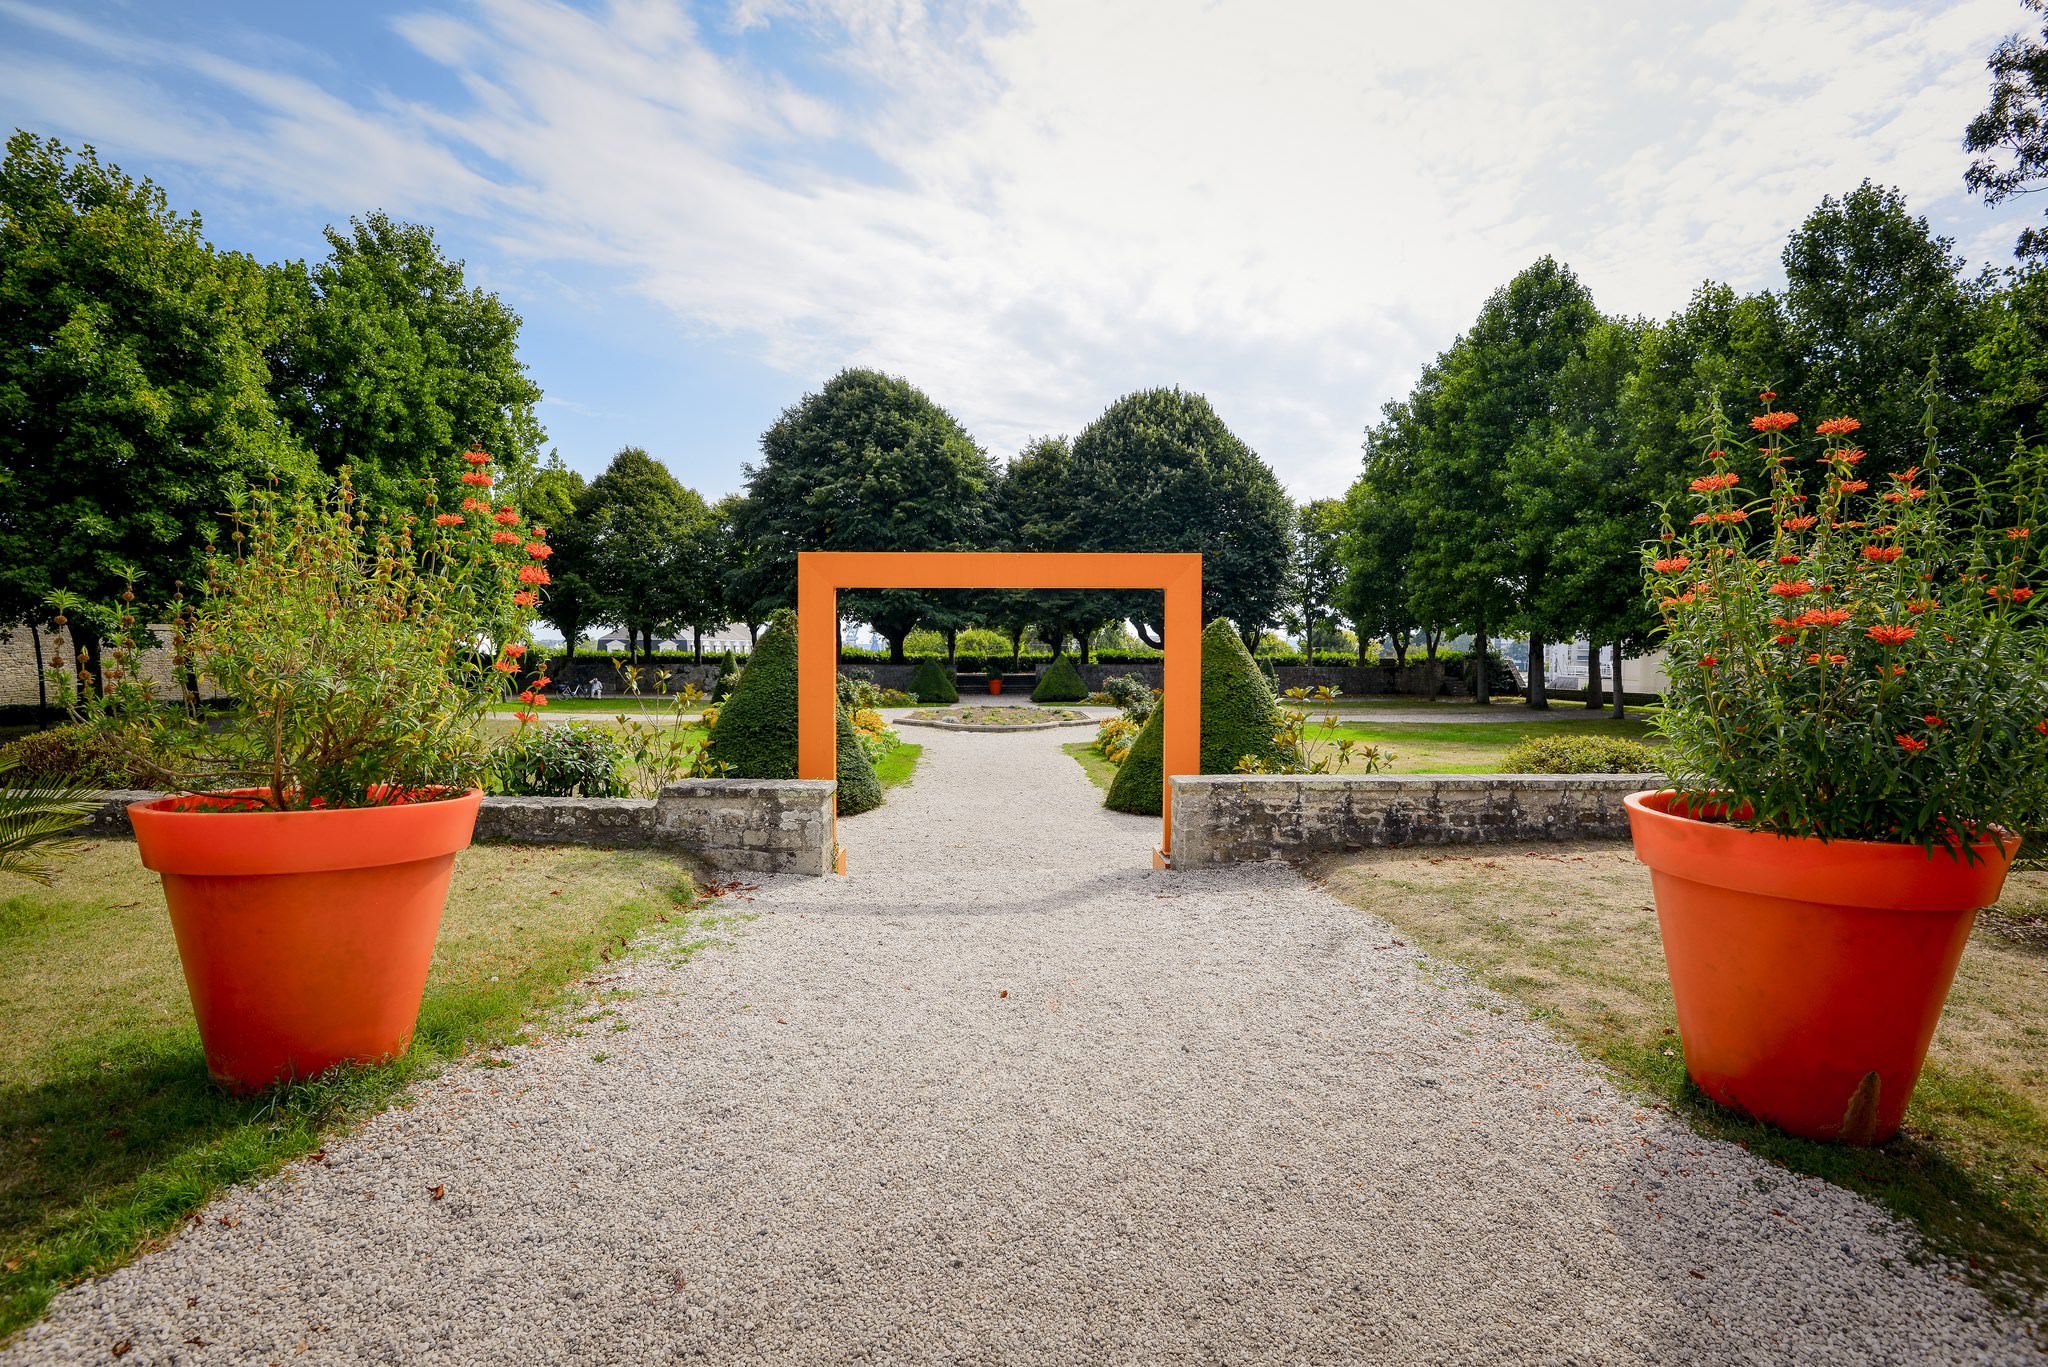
129,789,482,1093
1625,790,2016,1144
987,678,1004,695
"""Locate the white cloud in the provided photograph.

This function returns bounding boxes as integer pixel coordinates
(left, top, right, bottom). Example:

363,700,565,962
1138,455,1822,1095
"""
1,0,2037,498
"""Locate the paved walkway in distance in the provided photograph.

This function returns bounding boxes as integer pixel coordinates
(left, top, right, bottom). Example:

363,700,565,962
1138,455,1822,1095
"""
6,727,2036,1365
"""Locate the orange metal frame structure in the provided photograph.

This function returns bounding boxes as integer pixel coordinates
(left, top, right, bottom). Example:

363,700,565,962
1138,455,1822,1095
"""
797,551,1202,869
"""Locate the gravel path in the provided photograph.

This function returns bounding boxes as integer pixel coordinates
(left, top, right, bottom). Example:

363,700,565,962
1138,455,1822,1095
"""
7,727,2039,1364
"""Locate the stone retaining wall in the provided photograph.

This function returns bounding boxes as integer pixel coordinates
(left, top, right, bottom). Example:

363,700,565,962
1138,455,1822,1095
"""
1168,774,1659,865
73,780,840,878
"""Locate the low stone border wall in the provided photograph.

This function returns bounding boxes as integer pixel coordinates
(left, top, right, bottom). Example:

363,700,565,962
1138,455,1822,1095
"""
1168,774,1660,865
73,780,839,878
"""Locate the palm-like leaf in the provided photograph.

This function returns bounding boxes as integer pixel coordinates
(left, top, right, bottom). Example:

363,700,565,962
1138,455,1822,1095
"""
0,757,101,885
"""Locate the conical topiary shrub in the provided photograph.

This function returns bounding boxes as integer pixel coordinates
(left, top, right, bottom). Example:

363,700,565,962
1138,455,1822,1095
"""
712,649,741,702
1031,654,1087,703
835,708,884,815
910,657,958,704
701,613,799,777
1256,654,1279,692
1101,619,1288,816
1201,618,1288,773
1104,701,1165,814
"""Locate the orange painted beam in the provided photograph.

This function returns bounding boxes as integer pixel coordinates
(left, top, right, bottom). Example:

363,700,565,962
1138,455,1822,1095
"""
795,551,1202,867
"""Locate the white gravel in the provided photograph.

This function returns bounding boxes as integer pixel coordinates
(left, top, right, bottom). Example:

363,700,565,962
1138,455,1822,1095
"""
7,725,2040,1365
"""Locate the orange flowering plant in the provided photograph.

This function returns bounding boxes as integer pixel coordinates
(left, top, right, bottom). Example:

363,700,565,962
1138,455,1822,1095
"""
1647,387,2048,852
48,451,552,809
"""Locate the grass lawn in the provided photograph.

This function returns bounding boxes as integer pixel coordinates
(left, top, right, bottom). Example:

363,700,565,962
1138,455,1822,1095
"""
1063,741,1120,791
873,741,921,788
1064,718,1663,786
0,840,730,1340
1304,718,1661,774
1315,843,2048,1309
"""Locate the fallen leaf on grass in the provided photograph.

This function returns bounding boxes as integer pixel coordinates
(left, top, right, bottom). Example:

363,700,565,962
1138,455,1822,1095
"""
999,990,1009,999
429,1185,446,1201
186,1336,213,1347
306,1149,326,1164
216,1216,239,1228
110,1343,132,1358
1687,1269,1706,1280
186,1297,199,1309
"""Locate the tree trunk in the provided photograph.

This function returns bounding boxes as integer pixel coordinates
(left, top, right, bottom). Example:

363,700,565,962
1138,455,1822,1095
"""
1081,627,1094,665
945,627,957,663
1526,631,1548,709
1393,632,1411,668
1585,638,1603,709
747,622,760,647
887,629,909,665
1610,640,1627,719
693,626,702,664
1134,620,1164,650
1472,615,1490,705
1424,627,1441,663
1008,625,1024,668
31,621,47,714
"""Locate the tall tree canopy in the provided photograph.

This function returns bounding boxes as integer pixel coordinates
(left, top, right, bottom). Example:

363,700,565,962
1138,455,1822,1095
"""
0,132,310,655
1779,182,1987,473
739,368,998,662
575,447,712,659
1061,387,1292,646
1287,498,1347,657
524,452,592,656
1409,256,1600,702
1966,0,2048,260
268,211,545,507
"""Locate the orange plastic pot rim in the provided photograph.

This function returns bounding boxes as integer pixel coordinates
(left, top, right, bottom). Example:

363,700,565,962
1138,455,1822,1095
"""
1625,789,2017,911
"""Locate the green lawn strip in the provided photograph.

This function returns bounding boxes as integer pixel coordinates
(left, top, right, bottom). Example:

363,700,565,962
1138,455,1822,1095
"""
872,741,922,789
1317,848,2048,1312
1064,741,1118,792
0,842,718,1341
1302,718,1662,775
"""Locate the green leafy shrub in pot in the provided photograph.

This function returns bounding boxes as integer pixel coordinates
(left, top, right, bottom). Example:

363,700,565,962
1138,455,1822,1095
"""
46,457,546,808
1031,655,1087,703
909,658,958,704
1498,735,1663,775
490,724,628,797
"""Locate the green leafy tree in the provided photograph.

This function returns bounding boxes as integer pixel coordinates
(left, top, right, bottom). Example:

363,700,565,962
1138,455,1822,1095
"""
0,132,311,669
524,452,592,657
1970,264,2048,442
1342,396,1437,665
709,492,772,645
1062,388,1293,647
1286,498,1346,658
740,369,998,661
1780,182,1989,475
997,434,1120,656
1409,257,1599,703
575,447,711,659
268,210,544,507
1965,0,2048,260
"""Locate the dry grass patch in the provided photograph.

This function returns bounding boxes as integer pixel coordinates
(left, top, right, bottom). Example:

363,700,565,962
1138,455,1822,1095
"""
1316,841,2048,1308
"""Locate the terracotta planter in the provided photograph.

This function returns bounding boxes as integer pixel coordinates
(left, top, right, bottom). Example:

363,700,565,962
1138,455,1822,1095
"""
987,678,1004,695
1624,789,2016,1144
129,789,482,1093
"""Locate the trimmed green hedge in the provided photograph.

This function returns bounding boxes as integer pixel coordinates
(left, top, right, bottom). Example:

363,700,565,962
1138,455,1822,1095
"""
1498,735,1662,774
1031,655,1087,703
1105,619,1286,815
834,708,884,814
910,658,958,704
702,613,800,777
0,722,153,787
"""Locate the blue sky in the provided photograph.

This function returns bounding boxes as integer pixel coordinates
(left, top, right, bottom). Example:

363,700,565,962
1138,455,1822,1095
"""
0,0,2038,505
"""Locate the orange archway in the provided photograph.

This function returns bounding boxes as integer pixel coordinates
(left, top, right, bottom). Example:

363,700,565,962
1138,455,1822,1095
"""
798,551,1202,868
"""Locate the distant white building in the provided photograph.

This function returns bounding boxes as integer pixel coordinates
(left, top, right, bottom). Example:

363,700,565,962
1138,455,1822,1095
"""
592,624,754,655
1541,639,1670,694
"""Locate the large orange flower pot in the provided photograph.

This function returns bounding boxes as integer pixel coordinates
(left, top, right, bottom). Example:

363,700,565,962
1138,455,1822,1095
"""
987,678,1004,695
1625,790,2016,1144
129,789,482,1093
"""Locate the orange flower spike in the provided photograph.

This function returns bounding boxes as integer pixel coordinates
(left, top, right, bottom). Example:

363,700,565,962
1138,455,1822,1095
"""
1861,545,1903,563
1699,655,1718,669
1814,417,1861,436
463,450,492,466
525,543,553,560
1923,715,1944,727
1896,735,1927,753
1652,556,1691,573
491,531,520,545
2008,527,2031,540
1767,580,1814,598
512,590,539,607
517,565,551,586
1750,411,1799,433
460,471,495,487
433,514,464,527
1782,515,1818,531
1865,624,1915,645
1690,472,1739,493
